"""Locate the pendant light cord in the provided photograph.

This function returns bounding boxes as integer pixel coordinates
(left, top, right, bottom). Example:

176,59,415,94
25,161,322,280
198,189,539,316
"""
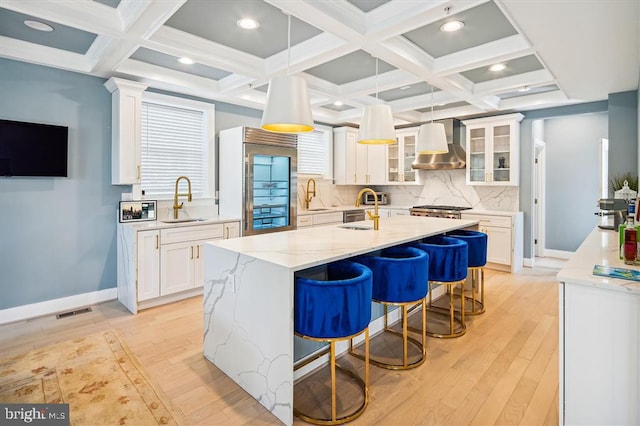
375,57,379,103
287,14,291,75
430,83,434,123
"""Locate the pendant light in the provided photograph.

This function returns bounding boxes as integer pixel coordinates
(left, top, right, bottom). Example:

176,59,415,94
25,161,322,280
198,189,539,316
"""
357,57,395,144
416,84,448,154
261,14,314,133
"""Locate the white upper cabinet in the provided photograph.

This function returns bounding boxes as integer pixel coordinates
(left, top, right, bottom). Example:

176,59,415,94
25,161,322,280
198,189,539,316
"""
333,127,387,185
463,113,524,186
388,127,419,185
104,77,147,185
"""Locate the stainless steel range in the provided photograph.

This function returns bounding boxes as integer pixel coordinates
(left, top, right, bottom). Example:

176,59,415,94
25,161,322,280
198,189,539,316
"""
410,205,472,219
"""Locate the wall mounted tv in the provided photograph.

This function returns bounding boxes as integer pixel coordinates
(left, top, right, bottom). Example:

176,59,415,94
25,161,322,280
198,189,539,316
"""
0,119,69,177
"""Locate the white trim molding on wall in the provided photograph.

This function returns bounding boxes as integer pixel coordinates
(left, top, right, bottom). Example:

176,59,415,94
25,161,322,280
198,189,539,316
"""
543,249,574,260
0,288,117,325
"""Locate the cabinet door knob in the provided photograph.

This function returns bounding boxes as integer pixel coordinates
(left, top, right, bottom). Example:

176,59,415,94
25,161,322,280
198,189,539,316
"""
155,235,159,250
225,227,230,239
137,165,141,180
197,245,200,259
190,246,194,259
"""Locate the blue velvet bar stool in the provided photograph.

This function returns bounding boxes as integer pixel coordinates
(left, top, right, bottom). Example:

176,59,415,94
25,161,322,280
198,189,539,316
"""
447,229,488,315
411,235,468,338
294,260,372,425
349,246,429,370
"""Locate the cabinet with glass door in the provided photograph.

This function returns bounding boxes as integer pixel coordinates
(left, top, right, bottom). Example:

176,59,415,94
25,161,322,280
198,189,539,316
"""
388,127,419,185
463,113,524,186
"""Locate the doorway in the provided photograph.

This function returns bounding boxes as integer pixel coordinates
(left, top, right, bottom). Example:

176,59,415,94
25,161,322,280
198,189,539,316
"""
534,138,546,258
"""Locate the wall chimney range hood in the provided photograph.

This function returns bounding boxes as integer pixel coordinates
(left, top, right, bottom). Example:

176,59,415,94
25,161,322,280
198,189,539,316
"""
411,118,466,170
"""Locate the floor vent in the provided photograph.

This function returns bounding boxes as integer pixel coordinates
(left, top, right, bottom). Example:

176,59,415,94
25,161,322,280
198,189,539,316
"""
56,307,92,319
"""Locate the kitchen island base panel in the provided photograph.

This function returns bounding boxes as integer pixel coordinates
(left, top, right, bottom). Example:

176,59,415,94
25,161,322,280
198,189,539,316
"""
560,282,639,425
203,246,294,426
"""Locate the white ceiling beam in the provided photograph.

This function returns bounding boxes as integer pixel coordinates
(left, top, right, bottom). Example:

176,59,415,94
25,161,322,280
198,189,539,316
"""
473,69,556,96
433,34,534,76
0,36,90,73
498,90,569,111
90,1,187,74
146,26,265,78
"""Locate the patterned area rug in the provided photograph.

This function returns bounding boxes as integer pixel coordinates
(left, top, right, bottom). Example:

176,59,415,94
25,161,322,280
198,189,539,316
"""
0,330,184,425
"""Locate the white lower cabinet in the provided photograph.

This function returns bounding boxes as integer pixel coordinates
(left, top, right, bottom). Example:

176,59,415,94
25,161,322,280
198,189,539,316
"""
461,212,523,272
137,230,160,301
118,220,240,313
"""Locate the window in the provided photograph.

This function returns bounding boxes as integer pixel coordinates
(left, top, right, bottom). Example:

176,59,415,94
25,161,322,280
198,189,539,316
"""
140,93,215,199
297,125,332,178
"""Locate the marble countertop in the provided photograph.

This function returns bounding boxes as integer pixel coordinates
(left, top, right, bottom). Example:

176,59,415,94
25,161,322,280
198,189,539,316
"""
119,215,241,231
557,226,640,295
206,216,477,271
463,209,522,216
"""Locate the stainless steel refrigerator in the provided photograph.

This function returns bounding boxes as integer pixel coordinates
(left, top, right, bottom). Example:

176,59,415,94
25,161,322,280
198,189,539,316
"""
219,126,297,236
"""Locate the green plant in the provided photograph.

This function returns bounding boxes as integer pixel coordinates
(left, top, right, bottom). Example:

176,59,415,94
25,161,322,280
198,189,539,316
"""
610,172,638,192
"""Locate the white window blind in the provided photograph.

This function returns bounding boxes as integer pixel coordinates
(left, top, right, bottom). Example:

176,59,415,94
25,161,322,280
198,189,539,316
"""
297,129,329,176
140,101,209,198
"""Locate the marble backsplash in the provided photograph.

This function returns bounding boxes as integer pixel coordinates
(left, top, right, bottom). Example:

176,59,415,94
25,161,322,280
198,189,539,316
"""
297,169,519,212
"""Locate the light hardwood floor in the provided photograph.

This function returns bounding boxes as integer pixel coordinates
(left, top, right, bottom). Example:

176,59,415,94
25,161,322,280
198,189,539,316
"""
0,266,561,425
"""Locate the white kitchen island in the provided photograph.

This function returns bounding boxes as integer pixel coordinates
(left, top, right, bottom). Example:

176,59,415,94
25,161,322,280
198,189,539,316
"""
202,216,477,425
557,227,640,425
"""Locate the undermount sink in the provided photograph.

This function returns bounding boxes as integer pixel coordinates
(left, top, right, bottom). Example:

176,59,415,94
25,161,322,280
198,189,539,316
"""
307,208,331,212
160,218,206,223
338,224,373,230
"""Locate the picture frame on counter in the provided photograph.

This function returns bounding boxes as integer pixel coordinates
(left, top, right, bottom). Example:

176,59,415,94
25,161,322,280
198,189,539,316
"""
119,200,157,223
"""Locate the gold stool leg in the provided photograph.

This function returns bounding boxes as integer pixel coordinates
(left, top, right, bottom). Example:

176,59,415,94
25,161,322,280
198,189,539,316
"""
403,304,408,367
330,341,336,422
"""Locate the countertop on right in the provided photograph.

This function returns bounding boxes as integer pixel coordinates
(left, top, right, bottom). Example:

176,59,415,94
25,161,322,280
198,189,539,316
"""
557,226,640,295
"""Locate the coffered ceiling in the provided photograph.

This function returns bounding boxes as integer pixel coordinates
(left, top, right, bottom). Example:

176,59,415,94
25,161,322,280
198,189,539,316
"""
0,0,638,126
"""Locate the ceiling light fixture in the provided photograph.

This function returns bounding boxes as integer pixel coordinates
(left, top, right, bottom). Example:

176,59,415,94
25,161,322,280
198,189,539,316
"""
440,21,464,32
261,14,314,133
334,101,343,106
357,57,395,144
178,57,195,65
518,86,531,92
24,20,54,32
416,84,448,154
489,63,507,72
237,18,259,30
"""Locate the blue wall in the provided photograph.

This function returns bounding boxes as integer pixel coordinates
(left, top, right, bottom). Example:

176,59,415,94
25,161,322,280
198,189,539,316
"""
0,58,125,309
519,94,638,257
544,114,607,251
609,91,638,178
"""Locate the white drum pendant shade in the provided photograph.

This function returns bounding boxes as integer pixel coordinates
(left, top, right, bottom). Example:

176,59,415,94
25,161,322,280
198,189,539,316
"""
261,75,314,133
358,104,396,144
417,122,448,154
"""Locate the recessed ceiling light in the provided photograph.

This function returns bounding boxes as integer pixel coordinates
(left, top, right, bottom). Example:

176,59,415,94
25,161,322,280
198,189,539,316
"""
237,18,259,30
440,21,464,32
24,20,54,32
334,101,343,106
178,57,195,65
399,86,411,90
518,86,531,92
489,63,506,72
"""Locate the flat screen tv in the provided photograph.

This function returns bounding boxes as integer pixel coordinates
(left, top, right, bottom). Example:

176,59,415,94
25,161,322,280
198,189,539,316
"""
0,119,69,177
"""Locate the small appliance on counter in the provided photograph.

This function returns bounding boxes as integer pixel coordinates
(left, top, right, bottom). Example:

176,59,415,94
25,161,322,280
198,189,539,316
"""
595,198,627,231
362,191,389,205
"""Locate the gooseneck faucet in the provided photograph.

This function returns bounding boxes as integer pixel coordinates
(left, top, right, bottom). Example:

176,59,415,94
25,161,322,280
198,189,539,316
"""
173,175,192,219
305,178,317,209
355,187,380,230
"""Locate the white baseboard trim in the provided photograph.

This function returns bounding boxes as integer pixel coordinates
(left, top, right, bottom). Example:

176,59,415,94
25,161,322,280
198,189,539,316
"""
0,288,117,325
523,258,534,268
543,249,574,260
